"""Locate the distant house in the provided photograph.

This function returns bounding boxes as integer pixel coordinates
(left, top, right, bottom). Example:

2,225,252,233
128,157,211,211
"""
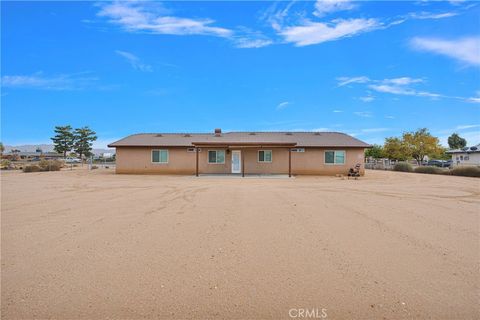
2,151,63,161
108,129,370,176
446,144,480,167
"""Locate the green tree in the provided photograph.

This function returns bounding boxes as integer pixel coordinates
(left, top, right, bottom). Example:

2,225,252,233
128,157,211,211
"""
0,142,4,156
383,137,409,161
73,126,97,160
403,128,444,164
51,125,74,158
437,149,451,160
365,144,384,159
447,133,467,149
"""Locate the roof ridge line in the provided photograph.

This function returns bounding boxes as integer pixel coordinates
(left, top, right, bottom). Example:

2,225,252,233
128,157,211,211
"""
122,131,348,135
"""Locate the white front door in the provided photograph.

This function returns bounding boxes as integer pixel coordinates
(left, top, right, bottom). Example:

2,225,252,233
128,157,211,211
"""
231,150,241,173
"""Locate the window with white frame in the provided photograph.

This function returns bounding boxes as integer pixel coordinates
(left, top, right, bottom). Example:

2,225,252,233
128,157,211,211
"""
208,150,225,164
258,150,272,162
325,150,345,164
152,149,168,163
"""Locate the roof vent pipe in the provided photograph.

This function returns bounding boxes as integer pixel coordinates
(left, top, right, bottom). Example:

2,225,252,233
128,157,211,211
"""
214,128,222,137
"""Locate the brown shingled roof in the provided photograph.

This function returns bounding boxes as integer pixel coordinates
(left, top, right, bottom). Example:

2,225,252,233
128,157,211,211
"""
108,131,370,148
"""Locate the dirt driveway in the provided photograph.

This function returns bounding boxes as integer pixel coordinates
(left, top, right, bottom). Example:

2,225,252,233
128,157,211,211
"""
1,169,479,319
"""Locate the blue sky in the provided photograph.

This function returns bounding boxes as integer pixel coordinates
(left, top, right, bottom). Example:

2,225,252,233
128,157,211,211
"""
1,0,479,148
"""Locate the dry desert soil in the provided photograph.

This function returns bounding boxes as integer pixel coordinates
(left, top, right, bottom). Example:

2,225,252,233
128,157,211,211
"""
1,169,479,319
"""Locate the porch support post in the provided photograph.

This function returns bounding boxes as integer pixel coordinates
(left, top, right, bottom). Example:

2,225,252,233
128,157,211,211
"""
195,146,199,177
242,149,245,177
288,147,292,178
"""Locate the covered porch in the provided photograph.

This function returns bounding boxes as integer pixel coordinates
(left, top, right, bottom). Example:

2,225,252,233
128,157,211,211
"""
196,174,292,179
192,142,297,177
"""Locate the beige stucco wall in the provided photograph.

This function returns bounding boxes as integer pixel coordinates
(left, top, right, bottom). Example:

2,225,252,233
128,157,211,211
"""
291,148,365,175
199,148,231,174
116,147,196,174
115,146,366,175
242,148,289,174
451,153,480,167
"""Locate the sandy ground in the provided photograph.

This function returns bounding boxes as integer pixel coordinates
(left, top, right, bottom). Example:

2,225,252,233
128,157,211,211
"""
1,169,479,319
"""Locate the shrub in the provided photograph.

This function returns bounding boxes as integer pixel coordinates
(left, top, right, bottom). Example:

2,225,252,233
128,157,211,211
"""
449,166,480,178
1,159,11,170
23,165,41,173
393,162,413,172
91,165,98,170
414,166,443,174
38,159,63,172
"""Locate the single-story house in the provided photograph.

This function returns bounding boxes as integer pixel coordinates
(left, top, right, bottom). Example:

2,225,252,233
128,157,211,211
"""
108,129,371,176
446,144,480,167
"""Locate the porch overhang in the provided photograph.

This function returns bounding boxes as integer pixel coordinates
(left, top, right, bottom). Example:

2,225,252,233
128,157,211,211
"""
191,142,297,148
192,142,296,178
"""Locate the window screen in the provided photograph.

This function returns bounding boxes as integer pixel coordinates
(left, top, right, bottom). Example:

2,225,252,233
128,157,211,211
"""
258,150,272,162
325,151,345,164
325,151,335,164
208,150,225,163
152,150,168,163
335,151,345,164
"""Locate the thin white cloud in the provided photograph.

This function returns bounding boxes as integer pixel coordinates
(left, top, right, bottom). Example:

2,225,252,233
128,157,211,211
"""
280,18,380,46
340,75,480,103
359,96,375,102
115,50,152,72
338,76,445,100
408,11,459,20
456,124,480,130
449,0,467,6
260,0,470,48
465,91,480,104
353,111,373,118
385,115,395,119
276,101,290,110
1,72,98,90
466,97,480,103
233,37,273,49
313,0,356,17
382,77,424,85
232,26,274,48
261,1,297,32
361,128,390,133
369,83,443,98
368,84,415,95
332,109,343,113
267,1,464,48
99,2,274,49
410,37,480,67
97,1,232,38
336,76,370,87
